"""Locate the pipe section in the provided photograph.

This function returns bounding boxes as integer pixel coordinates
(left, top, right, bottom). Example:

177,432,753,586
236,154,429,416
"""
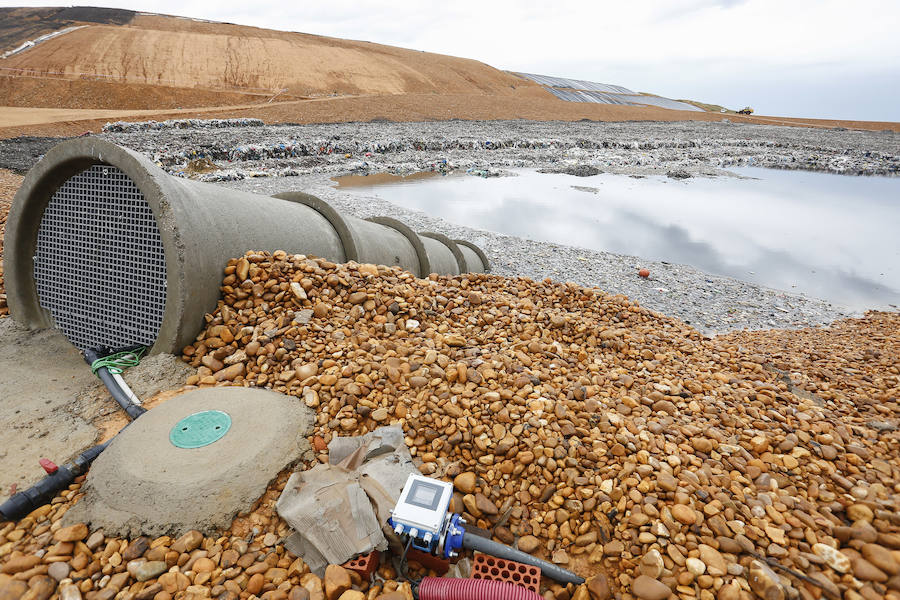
418,577,541,600
5,138,488,354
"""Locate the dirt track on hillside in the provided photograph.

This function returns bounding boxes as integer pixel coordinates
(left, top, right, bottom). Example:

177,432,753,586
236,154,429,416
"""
2,92,898,140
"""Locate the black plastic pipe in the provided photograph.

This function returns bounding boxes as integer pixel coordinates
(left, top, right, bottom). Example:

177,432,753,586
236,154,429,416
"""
0,348,146,522
0,442,108,521
462,534,585,585
83,347,147,420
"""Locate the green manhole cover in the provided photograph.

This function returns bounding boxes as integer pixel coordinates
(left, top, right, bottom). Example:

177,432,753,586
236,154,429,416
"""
170,410,232,449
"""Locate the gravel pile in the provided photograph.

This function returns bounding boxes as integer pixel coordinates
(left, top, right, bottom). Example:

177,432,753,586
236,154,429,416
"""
94,119,896,333
176,253,896,600
1,254,898,600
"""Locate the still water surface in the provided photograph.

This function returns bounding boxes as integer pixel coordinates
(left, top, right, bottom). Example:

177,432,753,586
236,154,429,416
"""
337,168,900,311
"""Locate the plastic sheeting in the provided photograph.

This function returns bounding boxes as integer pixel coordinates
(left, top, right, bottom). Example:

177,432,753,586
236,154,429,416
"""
515,72,704,112
514,72,633,94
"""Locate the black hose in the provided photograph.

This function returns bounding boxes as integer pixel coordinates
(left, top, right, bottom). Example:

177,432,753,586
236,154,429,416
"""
95,366,146,420
83,347,147,420
461,534,585,585
0,442,109,521
1,348,146,522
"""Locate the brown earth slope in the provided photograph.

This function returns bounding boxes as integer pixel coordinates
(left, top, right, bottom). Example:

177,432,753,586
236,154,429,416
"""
0,11,544,107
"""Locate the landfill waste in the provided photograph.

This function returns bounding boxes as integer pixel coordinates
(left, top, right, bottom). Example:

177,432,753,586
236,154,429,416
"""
276,427,418,573
102,118,264,133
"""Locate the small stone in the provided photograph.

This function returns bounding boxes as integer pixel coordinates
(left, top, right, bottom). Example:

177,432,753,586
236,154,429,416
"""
122,536,150,561
518,535,541,554
172,530,204,553
656,472,677,492
324,565,351,600
813,543,851,574
0,579,28,600
861,543,899,575
475,493,498,515
671,504,697,525
348,291,367,304
604,540,624,556
247,574,265,595
371,408,389,422
53,523,88,542
339,592,365,600
852,557,888,582
1,554,41,574
586,574,611,600
551,549,570,564
699,544,727,577
135,561,167,582
494,526,515,545
183,585,211,600
717,581,741,600
59,582,83,600
86,531,105,550
263,532,278,546
453,472,477,494
193,557,215,573
847,504,874,523
48,561,71,582
639,549,664,578
685,557,706,576
631,575,671,600
24,576,55,600
749,559,784,600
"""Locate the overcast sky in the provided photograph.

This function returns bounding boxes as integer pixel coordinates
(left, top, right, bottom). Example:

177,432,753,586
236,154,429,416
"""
6,0,899,121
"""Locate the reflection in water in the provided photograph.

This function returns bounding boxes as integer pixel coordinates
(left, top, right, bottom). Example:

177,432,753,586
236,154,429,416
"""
342,168,900,310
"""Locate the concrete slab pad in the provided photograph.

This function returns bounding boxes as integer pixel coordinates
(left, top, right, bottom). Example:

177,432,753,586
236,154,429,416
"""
63,387,314,537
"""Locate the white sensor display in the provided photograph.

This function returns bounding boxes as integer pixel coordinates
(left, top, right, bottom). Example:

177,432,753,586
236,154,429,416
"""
392,474,453,533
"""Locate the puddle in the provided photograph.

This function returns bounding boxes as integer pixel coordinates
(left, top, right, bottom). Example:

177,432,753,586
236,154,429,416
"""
340,168,900,311
332,171,444,188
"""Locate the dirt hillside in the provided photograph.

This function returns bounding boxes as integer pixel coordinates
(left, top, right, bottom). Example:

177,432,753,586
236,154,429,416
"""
1,10,544,107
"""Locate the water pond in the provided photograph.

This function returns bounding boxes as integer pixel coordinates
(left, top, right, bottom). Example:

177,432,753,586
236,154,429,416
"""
335,168,900,311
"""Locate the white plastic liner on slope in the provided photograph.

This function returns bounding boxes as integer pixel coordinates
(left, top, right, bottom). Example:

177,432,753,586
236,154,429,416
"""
515,72,704,112
515,72,634,94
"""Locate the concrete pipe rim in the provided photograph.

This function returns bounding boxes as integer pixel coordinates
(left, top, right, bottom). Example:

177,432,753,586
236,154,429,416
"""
454,239,491,273
365,216,431,278
420,232,467,274
4,137,183,355
272,191,358,262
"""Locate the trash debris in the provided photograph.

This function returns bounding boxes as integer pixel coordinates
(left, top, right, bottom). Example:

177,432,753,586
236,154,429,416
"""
102,118,264,133
275,426,417,573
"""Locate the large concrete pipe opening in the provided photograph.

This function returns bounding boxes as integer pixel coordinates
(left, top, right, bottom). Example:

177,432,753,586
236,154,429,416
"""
4,138,489,355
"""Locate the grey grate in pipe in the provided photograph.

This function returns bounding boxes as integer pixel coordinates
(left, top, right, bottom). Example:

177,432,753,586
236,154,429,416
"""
33,164,167,350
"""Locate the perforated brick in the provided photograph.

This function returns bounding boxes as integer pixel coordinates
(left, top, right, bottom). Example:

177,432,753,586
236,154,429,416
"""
342,551,380,579
471,552,540,593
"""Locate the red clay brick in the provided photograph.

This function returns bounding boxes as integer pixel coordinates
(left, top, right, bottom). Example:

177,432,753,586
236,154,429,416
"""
342,551,380,579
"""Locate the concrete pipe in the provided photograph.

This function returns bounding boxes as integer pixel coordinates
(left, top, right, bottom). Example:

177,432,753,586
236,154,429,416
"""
4,138,488,355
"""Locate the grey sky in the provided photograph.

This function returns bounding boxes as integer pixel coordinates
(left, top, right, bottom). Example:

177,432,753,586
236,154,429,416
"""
5,0,899,121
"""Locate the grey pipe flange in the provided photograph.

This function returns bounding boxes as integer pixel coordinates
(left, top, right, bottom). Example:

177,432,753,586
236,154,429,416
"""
366,216,431,278
420,232,467,273
454,239,491,273
273,191,359,262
